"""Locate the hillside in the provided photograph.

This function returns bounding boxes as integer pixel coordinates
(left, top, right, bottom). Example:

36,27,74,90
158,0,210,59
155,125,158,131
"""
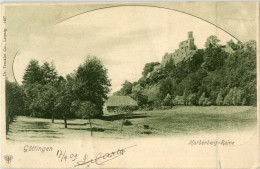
114,34,256,108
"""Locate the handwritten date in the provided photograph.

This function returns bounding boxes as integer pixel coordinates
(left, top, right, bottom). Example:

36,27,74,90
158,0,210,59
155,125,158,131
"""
56,145,136,168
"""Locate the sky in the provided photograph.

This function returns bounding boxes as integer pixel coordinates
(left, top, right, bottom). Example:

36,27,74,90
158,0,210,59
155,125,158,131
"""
11,6,238,93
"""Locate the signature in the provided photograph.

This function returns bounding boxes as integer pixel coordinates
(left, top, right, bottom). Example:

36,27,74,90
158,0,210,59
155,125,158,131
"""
74,145,136,167
56,145,137,168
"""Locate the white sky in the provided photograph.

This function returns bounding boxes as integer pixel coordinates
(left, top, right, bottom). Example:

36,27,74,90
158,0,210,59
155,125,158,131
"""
13,6,236,93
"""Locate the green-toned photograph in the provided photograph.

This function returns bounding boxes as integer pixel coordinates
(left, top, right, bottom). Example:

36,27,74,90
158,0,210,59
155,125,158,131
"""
1,2,258,169
5,5,257,142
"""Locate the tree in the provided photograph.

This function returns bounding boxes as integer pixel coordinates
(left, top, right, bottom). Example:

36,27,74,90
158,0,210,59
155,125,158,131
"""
227,39,238,50
173,96,184,105
202,46,228,71
116,81,133,96
163,94,172,106
70,100,81,116
164,58,176,77
41,62,59,86
131,85,148,107
205,35,220,48
148,67,166,85
225,40,256,106
22,60,43,85
183,88,189,106
188,49,204,73
223,89,232,105
159,77,175,99
114,38,256,107
6,79,25,134
22,60,60,122
224,87,244,106
77,101,98,136
199,92,211,106
244,40,256,52
54,78,74,128
173,60,189,83
28,84,57,120
216,90,223,106
115,106,133,132
75,56,111,116
142,62,160,77
186,93,196,105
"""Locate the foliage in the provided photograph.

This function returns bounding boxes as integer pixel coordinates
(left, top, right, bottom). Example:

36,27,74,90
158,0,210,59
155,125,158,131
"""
6,79,25,133
77,101,98,119
202,46,228,71
19,56,111,127
10,34,256,132
186,93,197,106
123,119,133,126
40,62,59,85
173,96,184,105
115,36,256,108
22,61,61,121
159,77,176,99
163,93,173,106
6,79,25,117
143,85,161,107
142,62,160,77
114,81,133,96
76,101,98,136
227,39,240,50
198,93,212,106
131,90,149,107
28,84,57,118
75,56,111,116
205,35,220,48
54,80,75,127
216,90,223,106
223,87,244,106
114,106,134,132
22,60,43,85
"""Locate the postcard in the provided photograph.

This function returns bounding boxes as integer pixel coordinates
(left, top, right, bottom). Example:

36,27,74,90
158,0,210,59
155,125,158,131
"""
1,2,259,168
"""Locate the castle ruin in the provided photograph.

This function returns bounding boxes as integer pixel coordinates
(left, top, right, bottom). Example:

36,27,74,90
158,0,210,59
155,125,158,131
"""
161,31,197,66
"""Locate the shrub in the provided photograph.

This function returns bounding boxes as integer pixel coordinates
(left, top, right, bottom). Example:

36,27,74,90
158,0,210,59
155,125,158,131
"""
223,87,244,105
141,107,153,111
123,119,133,126
163,94,173,106
173,96,184,105
142,131,152,135
143,125,150,129
199,93,212,106
160,106,171,110
186,93,196,105
216,91,223,106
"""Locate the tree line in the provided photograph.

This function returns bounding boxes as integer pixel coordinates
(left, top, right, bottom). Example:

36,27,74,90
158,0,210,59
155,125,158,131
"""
114,36,257,109
6,56,111,133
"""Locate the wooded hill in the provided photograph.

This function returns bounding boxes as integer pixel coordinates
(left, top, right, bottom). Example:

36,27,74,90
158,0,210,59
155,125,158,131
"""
114,36,257,108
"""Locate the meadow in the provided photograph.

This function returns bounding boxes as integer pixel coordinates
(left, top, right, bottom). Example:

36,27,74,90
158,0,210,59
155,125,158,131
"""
7,106,257,142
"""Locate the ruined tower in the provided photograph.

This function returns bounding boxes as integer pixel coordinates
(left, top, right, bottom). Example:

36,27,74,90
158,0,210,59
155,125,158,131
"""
188,31,195,50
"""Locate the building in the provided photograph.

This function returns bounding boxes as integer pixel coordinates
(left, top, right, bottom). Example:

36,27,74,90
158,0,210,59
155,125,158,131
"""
104,96,138,112
161,31,197,66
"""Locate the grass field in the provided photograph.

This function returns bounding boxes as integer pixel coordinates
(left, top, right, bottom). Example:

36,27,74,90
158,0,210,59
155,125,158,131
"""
7,106,257,142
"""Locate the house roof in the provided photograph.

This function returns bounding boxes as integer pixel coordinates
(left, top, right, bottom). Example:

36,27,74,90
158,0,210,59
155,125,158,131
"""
105,96,138,107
